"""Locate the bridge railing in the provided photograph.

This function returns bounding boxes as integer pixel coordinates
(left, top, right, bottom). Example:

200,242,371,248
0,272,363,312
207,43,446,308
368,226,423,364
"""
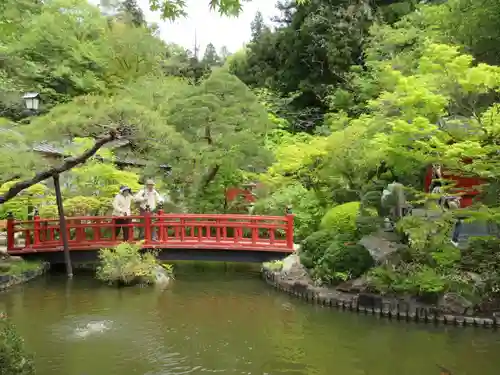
6,211,294,253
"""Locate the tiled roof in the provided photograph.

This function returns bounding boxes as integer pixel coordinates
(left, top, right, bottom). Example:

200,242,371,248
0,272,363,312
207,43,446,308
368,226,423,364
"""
32,143,63,155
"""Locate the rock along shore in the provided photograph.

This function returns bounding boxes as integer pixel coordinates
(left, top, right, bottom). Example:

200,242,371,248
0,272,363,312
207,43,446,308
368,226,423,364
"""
262,254,500,329
0,257,49,291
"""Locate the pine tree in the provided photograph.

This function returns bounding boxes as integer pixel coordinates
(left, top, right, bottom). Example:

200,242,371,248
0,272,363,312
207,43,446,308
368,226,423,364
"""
201,43,221,67
119,0,146,27
250,11,265,40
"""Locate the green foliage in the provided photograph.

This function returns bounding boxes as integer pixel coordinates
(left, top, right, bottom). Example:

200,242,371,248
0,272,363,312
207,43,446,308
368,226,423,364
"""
228,0,373,131
320,202,361,236
0,261,42,277
0,183,52,220
263,260,283,272
369,264,449,296
311,239,374,285
0,317,35,375
1,0,500,310
254,183,324,241
96,242,162,286
299,230,338,269
395,215,459,265
370,214,468,298
461,237,500,301
146,0,308,20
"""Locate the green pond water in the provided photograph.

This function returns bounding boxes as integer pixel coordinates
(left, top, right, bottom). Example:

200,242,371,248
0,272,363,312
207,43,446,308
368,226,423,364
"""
1,264,499,375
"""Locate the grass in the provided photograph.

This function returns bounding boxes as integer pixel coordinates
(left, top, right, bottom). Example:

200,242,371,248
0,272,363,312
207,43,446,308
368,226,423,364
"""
0,261,42,277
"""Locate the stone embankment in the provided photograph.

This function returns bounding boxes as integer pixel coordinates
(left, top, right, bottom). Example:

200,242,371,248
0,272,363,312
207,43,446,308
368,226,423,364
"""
0,232,48,291
262,235,500,329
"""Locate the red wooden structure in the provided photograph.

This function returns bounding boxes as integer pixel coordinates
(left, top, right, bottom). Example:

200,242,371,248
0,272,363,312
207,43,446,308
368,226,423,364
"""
225,183,259,204
424,164,484,208
6,210,295,256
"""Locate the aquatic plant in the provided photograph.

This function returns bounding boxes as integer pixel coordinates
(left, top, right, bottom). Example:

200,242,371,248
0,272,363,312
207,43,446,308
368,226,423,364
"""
0,315,35,375
96,242,163,286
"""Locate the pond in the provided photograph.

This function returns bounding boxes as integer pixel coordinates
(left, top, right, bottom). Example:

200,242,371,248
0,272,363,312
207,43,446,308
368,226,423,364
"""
1,264,499,375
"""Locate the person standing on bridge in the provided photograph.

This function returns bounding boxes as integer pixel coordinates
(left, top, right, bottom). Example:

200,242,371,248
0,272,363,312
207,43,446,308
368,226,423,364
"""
112,186,132,241
134,179,165,240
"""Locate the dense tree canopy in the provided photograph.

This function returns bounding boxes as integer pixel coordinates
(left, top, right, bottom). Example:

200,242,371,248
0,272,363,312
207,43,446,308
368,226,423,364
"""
2,0,500,310
0,0,272,208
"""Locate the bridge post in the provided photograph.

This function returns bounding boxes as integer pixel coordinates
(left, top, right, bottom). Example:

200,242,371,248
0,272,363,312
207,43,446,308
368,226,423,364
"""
157,209,164,241
285,207,294,250
6,212,14,251
33,208,40,246
144,205,152,243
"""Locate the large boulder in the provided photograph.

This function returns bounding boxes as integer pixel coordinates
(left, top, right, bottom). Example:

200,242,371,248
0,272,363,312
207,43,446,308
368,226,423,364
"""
359,230,406,264
280,254,311,282
336,276,372,293
153,265,171,286
438,292,474,316
281,254,300,274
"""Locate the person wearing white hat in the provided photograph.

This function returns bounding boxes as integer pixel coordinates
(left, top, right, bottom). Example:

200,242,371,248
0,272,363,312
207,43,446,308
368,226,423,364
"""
133,179,165,240
134,179,164,213
112,186,132,241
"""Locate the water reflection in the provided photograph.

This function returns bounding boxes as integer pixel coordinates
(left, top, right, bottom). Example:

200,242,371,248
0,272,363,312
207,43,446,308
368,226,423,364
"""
0,269,499,375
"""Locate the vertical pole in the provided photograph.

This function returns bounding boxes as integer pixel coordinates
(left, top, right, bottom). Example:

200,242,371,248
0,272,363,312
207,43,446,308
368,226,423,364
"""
285,206,294,250
157,209,164,242
144,205,152,244
33,208,40,246
53,173,73,278
6,212,15,250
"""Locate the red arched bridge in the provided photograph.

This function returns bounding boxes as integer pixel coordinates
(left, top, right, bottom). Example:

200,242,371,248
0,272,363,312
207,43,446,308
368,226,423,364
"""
5,211,295,263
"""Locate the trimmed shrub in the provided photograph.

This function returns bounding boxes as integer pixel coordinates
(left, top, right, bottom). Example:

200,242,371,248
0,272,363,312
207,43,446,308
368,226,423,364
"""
300,230,338,268
320,201,361,236
326,240,374,278
356,207,380,236
311,237,374,285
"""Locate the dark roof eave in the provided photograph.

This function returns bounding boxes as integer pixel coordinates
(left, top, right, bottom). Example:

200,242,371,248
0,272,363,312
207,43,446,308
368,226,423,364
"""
34,148,170,170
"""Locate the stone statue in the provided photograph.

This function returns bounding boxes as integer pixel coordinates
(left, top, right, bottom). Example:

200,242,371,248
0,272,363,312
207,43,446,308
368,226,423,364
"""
381,182,412,229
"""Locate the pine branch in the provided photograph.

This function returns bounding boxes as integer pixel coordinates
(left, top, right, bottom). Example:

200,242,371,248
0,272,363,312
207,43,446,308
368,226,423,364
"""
0,132,117,204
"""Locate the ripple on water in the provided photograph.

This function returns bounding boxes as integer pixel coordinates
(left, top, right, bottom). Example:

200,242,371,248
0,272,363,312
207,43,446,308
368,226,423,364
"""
49,316,114,341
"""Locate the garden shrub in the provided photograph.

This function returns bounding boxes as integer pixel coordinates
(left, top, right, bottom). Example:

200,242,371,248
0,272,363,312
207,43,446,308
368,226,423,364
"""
462,236,500,272
320,201,361,237
310,236,374,285
461,236,500,301
0,316,35,375
356,206,380,236
369,263,450,298
96,242,169,286
300,230,338,268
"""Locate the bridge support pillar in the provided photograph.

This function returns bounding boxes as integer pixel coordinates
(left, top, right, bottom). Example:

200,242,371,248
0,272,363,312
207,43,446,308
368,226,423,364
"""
6,212,14,250
143,208,152,243
286,213,294,250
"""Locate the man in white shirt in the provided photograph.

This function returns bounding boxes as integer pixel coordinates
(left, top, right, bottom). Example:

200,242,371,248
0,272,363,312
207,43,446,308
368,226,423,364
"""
134,179,164,240
112,186,132,241
134,179,164,213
